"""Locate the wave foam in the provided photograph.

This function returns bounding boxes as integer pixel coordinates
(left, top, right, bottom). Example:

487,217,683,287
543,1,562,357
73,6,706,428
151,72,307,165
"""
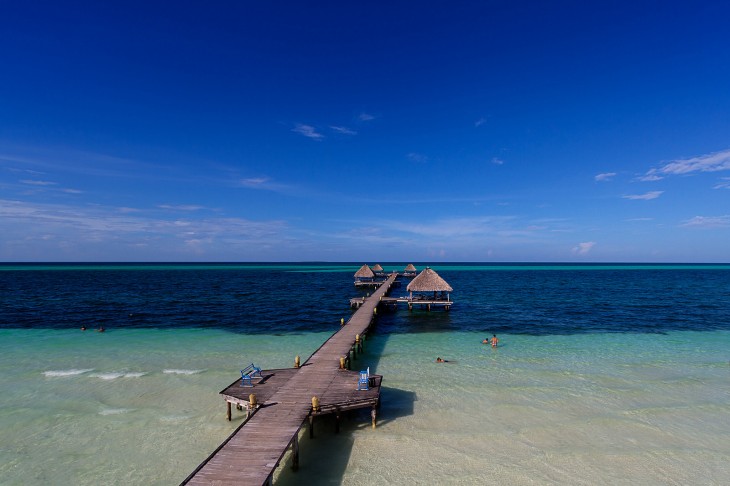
99,408,134,416
43,369,93,377
91,372,126,380
163,369,204,375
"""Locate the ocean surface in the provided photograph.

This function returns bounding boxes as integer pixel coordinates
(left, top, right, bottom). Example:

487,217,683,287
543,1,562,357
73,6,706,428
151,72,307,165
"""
1,263,729,485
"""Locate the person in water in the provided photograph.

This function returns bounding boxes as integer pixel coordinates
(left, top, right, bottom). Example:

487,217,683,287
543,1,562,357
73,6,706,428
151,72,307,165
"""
80,326,86,331
97,325,105,332
436,357,448,363
490,335,498,347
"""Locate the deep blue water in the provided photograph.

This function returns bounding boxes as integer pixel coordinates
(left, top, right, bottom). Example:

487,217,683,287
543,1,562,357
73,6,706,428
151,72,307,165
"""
2,263,729,335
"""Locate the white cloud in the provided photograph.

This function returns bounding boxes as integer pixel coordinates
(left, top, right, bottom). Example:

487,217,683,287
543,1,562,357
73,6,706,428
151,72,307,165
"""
475,118,486,127
329,126,357,135
637,173,663,182
240,177,270,187
491,157,504,165
0,199,287,256
642,148,730,180
622,191,663,200
62,188,83,194
681,215,730,228
292,124,324,140
158,204,205,211
714,177,730,189
572,241,596,255
20,179,57,186
626,217,653,222
594,172,616,182
358,113,375,121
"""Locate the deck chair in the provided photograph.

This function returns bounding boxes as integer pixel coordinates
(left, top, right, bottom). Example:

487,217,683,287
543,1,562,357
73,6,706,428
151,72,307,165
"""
240,363,263,387
357,369,369,391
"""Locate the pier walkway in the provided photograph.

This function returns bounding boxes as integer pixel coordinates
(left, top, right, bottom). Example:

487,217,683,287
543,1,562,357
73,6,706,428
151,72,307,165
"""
182,273,397,486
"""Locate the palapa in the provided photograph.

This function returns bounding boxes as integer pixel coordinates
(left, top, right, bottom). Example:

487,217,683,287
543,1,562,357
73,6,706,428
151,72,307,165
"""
354,264,375,279
406,267,453,292
371,264,384,272
404,264,417,272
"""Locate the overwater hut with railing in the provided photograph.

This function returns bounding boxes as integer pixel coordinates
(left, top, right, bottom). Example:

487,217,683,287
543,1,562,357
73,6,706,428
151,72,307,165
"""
371,264,385,278
405,267,453,310
354,264,376,287
403,263,417,277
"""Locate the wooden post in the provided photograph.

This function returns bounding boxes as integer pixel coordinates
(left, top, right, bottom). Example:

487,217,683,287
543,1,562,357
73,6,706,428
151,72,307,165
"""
295,355,300,368
291,434,299,470
226,401,232,421
309,415,314,439
371,407,377,429
335,410,341,433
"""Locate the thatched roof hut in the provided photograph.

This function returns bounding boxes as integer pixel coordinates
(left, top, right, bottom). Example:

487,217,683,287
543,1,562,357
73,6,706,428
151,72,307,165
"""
371,264,384,272
407,267,453,292
404,264,417,272
354,264,375,279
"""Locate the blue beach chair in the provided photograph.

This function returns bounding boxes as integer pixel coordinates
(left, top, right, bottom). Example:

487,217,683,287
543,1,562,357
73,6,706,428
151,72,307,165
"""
240,363,263,387
357,369,369,391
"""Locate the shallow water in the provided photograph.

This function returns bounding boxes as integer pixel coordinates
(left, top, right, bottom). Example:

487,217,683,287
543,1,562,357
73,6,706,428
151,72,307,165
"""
1,264,729,484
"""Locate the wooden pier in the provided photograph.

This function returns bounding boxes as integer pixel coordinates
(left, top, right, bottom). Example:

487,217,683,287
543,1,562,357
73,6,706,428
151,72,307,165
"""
350,295,452,311
182,273,398,486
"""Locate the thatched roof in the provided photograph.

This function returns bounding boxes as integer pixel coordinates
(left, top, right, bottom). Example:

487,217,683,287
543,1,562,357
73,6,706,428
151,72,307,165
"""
407,267,453,292
371,264,384,272
404,264,417,272
354,264,375,278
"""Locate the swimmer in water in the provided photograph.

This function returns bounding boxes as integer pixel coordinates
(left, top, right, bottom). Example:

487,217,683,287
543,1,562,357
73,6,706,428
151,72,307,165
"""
81,326,87,331
436,357,448,363
490,335,498,347
97,326,105,333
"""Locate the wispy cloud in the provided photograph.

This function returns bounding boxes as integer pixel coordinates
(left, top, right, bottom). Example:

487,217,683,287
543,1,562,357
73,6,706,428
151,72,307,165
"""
407,153,428,163
0,199,287,258
329,125,357,135
626,217,654,222
20,179,57,186
681,215,730,228
714,177,730,189
292,124,324,140
240,177,270,187
594,172,616,182
641,149,730,181
491,157,504,165
622,191,663,200
636,174,663,182
158,204,205,211
475,117,486,127
572,241,596,255
358,113,375,122
237,176,293,194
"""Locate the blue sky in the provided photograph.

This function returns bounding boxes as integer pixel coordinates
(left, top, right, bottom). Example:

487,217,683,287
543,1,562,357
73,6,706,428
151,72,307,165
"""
1,1,729,262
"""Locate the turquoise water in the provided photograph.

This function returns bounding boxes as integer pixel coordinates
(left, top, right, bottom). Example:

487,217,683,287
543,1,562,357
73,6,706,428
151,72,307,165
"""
1,264,729,484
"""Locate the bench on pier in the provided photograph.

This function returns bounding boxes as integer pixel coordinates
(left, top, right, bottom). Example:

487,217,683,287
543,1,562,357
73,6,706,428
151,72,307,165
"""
357,368,370,391
240,363,263,387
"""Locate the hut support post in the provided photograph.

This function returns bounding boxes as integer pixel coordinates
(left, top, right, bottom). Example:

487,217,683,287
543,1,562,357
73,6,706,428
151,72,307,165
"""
309,415,314,439
226,401,231,421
